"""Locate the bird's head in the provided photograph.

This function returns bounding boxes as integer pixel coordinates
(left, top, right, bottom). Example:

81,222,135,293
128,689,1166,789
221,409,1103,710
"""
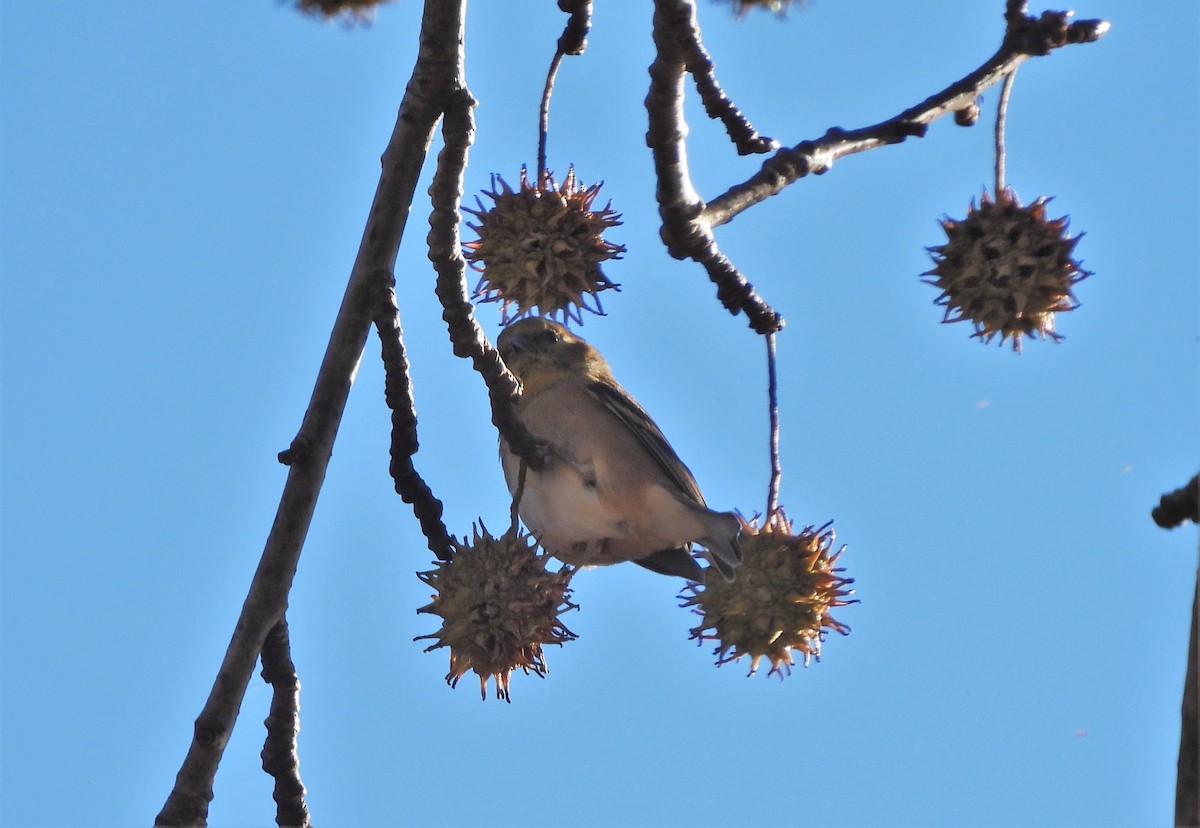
496,317,610,392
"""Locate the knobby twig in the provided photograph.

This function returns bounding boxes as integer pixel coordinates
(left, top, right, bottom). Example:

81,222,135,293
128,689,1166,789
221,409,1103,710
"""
539,0,593,178
1152,474,1200,828
373,277,455,561
155,1,467,823
701,6,1109,227
259,618,310,828
680,23,776,156
428,90,546,469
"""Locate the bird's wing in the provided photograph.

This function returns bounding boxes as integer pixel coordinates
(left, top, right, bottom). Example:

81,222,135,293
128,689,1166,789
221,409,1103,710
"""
586,378,708,507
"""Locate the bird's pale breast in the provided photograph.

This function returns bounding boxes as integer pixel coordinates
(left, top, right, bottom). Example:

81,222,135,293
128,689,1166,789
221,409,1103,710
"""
502,377,711,566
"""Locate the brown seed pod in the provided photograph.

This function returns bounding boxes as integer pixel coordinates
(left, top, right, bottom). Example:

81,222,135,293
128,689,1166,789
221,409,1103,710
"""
464,167,624,325
295,0,389,21
924,188,1089,352
682,510,855,678
417,525,577,701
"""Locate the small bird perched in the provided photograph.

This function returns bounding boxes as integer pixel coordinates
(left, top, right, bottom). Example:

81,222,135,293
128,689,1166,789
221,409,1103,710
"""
496,317,742,581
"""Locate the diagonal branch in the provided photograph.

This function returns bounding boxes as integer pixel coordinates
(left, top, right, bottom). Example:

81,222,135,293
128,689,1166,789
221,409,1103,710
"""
702,7,1109,227
154,1,467,823
1151,474,1200,828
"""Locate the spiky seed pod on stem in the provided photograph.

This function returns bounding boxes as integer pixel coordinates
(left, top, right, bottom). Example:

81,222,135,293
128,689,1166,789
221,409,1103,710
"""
464,167,624,325
682,510,854,677
924,188,1089,353
295,0,390,21
417,525,577,701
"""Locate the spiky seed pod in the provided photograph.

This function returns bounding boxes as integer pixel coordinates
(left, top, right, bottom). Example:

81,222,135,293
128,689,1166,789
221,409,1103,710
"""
417,525,577,701
682,511,854,678
295,0,390,21
464,167,624,325
924,189,1089,353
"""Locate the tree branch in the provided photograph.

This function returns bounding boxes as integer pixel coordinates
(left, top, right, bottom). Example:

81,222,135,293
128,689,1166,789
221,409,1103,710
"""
703,8,1109,227
1152,474,1200,828
679,17,775,155
154,1,466,823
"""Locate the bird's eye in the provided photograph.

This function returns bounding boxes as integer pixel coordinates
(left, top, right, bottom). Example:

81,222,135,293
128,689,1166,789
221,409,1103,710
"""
533,328,561,348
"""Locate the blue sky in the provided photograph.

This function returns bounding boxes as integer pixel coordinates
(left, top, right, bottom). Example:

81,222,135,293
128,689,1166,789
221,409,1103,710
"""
1,1,1197,826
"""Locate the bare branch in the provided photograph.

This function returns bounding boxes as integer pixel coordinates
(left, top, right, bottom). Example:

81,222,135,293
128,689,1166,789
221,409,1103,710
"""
154,1,466,823
678,13,775,155
1178,575,1199,828
704,8,1109,227
1150,473,1200,826
259,618,310,828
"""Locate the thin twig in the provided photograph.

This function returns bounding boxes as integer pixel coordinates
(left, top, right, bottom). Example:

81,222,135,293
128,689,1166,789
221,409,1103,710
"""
259,618,310,828
538,51,565,180
154,1,467,823
540,2,593,181
765,332,781,516
679,14,775,155
994,68,1017,194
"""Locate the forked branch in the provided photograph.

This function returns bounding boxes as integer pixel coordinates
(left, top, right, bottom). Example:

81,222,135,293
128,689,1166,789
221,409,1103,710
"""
646,0,1108,333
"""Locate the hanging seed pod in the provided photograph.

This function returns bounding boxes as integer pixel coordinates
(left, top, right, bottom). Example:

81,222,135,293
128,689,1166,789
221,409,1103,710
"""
465,167,624,325
682,510,854,678
924,189,1089,352
295,0,390,21
417,525,577,701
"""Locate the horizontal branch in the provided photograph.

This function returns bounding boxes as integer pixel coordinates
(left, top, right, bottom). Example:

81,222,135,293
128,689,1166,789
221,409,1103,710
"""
703,9,1109,227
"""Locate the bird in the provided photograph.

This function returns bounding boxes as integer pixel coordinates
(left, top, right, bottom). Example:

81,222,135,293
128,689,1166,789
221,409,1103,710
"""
495,317,742,581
